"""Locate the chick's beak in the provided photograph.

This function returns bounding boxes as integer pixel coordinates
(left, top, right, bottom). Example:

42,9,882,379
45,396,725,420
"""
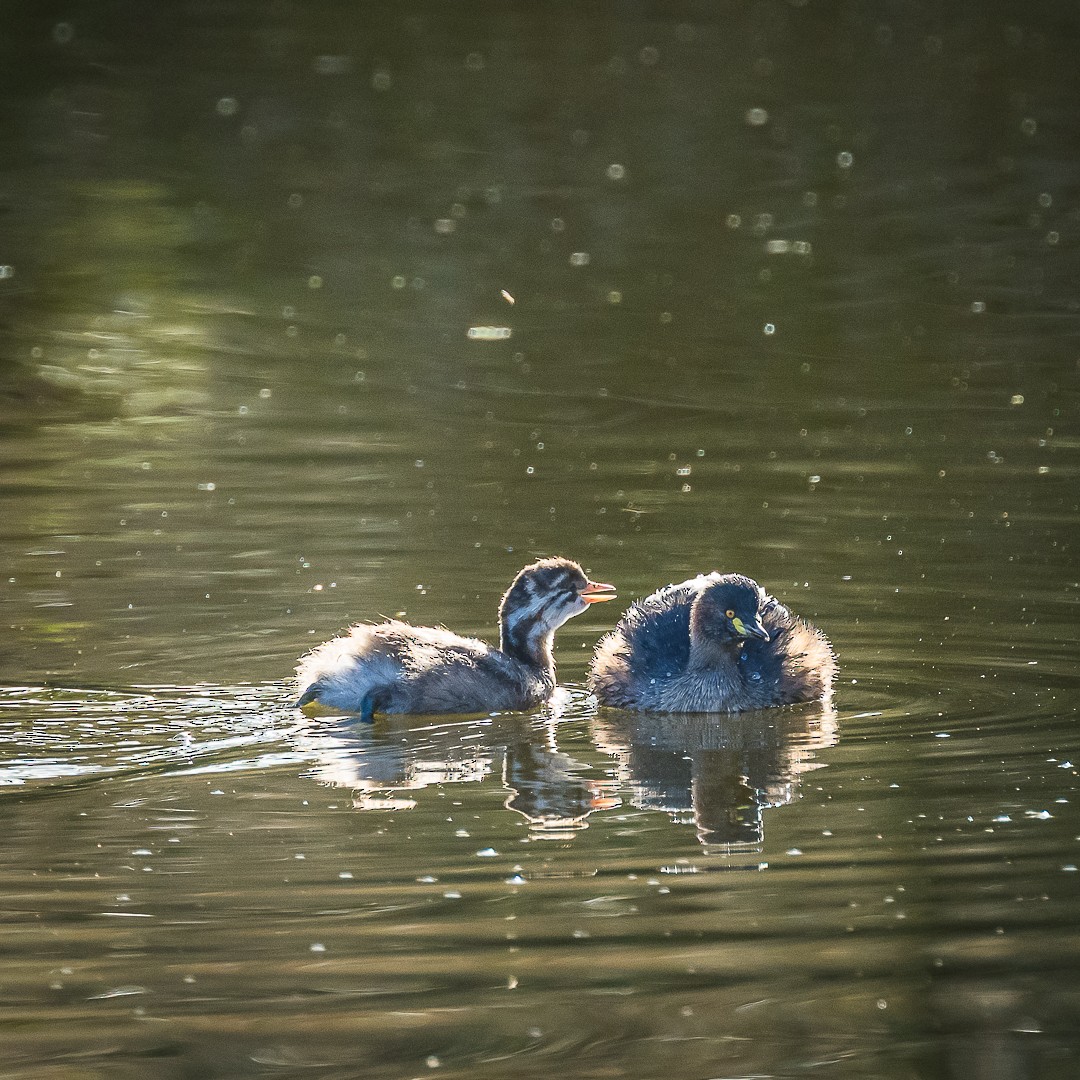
580,580,617,604
732,616,770,641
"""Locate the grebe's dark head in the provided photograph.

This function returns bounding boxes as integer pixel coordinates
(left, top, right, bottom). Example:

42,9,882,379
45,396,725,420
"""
690,574,770,647
499,557,616,666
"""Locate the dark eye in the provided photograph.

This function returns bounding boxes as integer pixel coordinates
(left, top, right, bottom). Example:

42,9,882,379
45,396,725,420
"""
725,608,735,619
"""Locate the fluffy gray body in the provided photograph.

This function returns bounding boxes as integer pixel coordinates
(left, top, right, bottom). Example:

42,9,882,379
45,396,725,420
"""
588,573,835,713
295,557,615,718
296,620,552,715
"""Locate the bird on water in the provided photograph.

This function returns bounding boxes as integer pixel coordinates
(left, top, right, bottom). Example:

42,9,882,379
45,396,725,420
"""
295,557,616,720
587,572,834,713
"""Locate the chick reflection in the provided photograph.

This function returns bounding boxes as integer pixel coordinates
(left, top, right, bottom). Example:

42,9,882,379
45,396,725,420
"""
292,698,613,836
591,700,837,847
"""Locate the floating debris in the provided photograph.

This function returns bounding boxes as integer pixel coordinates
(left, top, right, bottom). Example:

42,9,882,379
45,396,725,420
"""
467,326,512,341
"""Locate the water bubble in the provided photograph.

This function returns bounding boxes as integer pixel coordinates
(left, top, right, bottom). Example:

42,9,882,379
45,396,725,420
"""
1020,117,1037,136
764,323,776,335
765,239,791,254
745,107,769,126
606,163,626,180
639,46,659,65
287,193,303,209
434,218,456,234
465,52,485,71
215,97,239,117
569,251,590,266
371,69,392,91
725,214,742,229
606,289,622,304
837,151,854,168
971,301,986,314
307,275,323,289
1038,192,1052,208
0,265,15,279
53,22,75,45
550,217,565,232
1010,394,1024,405
391,275,406,289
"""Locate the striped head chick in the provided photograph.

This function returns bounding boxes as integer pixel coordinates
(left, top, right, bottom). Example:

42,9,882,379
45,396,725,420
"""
498,557,616,675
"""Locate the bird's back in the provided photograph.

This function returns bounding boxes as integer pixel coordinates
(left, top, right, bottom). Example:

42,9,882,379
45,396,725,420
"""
296,621,546,716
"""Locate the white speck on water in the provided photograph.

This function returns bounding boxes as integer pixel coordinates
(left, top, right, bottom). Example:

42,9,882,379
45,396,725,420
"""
506,874,527,885
934,732,950,738
443,891,462,900
417,875,438,883
500,289,515,304
309,943,326,953
476,848,498,857
745,107,769,126
338,872,353,879
426,1055,442,1069
1063,865,1078,872
455,829,470,837
467,326,512,340
1025,810,1052,820
994,815,1012,823
786,848,803,856
197,482,216,491
569,251,591,266
1011,394,1024,405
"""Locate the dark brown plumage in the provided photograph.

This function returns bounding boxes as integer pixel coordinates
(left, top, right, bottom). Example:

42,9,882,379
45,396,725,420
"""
295,558,615,719
587,573,835,713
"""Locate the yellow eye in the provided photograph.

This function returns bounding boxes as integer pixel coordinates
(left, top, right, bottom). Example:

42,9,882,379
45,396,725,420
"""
725,608,735,619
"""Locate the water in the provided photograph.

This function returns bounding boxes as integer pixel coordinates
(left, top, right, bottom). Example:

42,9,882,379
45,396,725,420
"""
2,3,1079,1077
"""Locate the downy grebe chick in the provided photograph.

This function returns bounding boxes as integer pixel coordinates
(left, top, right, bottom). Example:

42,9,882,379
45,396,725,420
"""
295,558,615,720
587,573,834,713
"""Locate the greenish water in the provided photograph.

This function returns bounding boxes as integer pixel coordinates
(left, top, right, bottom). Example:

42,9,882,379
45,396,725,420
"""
2,3,1078,1078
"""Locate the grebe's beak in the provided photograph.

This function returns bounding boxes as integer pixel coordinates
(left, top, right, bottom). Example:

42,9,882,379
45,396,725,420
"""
580,580,617,604
732,615,770,641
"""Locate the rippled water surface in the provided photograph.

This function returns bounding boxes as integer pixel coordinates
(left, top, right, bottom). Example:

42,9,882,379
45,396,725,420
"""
2,3,1079,1078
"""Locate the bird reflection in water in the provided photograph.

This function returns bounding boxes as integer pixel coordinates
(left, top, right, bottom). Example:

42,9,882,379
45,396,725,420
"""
291,690,618,835
591,697,837,847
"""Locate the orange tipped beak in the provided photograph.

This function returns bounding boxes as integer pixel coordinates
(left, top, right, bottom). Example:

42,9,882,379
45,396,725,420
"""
580,580,617,604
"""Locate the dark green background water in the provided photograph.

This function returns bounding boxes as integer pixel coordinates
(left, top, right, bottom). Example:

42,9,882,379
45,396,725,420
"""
2,3,1078,1078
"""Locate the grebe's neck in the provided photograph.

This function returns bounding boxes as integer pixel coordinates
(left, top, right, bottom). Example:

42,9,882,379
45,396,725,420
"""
500,612,557,680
